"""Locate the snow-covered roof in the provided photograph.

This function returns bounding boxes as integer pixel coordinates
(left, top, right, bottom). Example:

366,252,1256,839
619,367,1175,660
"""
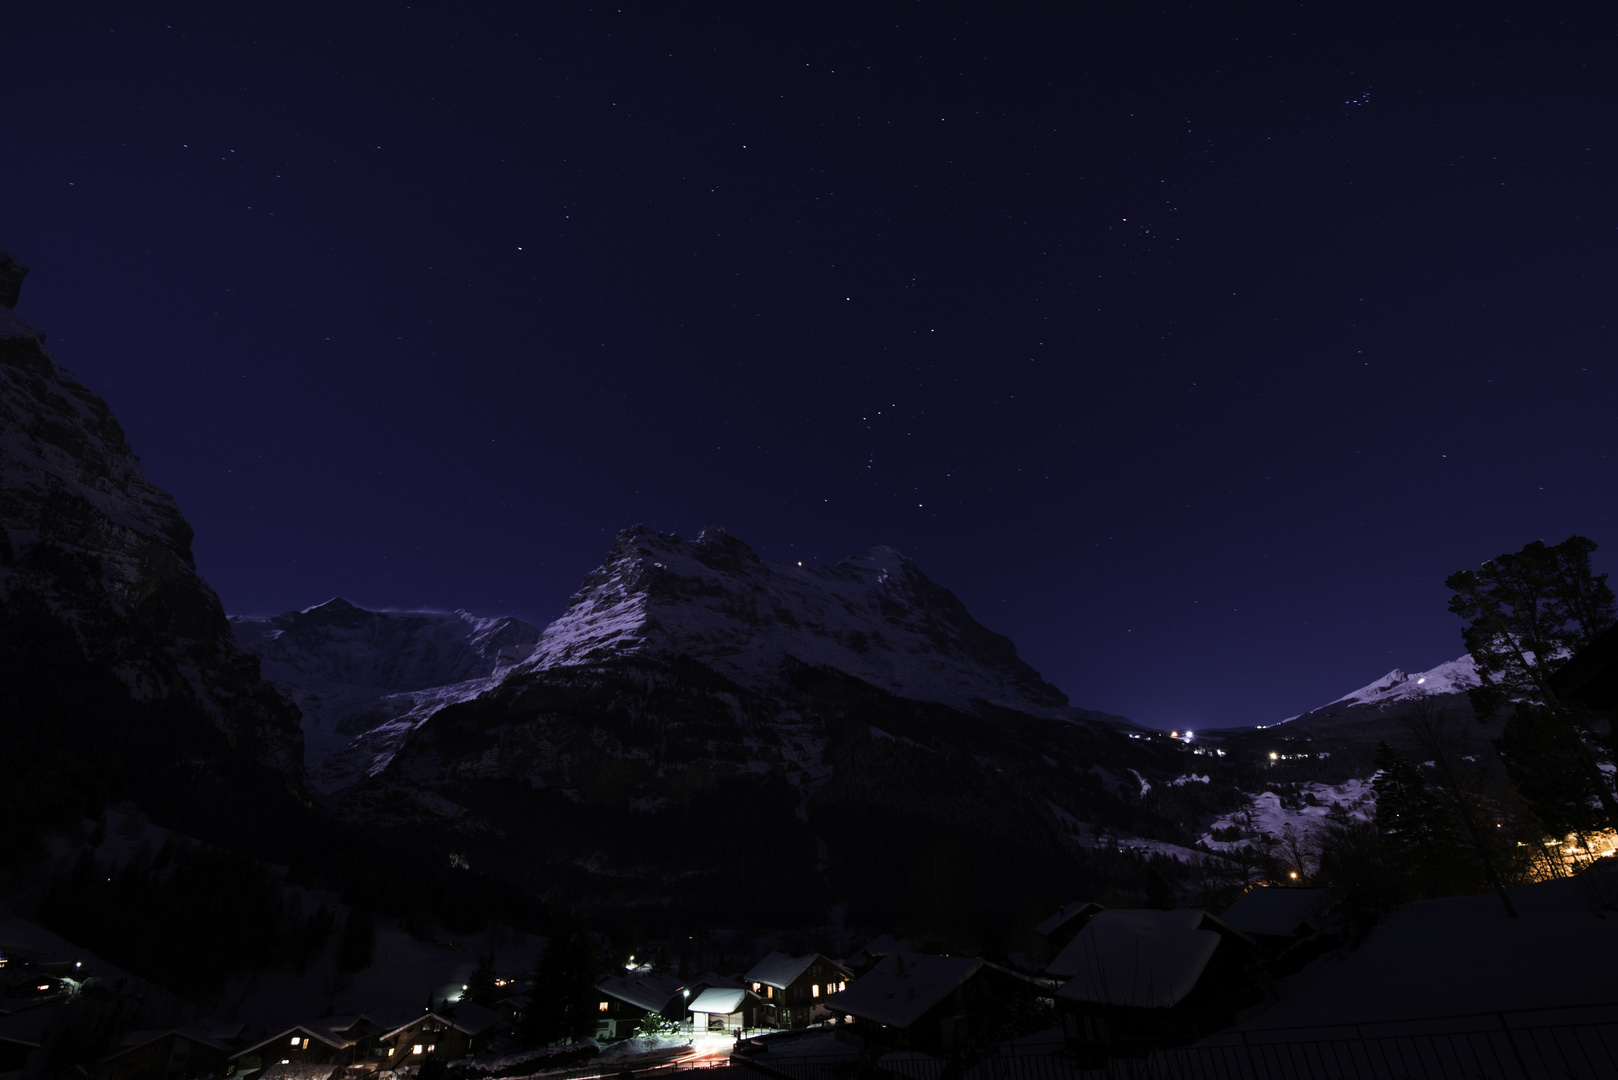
1052,909,1221,1009
379,1002,502,1039
745,952,845,989
231,1023,350,1058
826,953,983,1029
1220,887,1331,938
597,972,686,1013
1034,901,1104,938
686,971,744,994
688,987,747,1015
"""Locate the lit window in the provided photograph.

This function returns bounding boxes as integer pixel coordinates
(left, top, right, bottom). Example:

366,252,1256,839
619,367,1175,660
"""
812,984,820,998
428,1044,436,1052
291,1036,301,1047
599,1001,610,1011
752,982,760,992
838,981,846,992
413,1044,424,1055
387,1049,395,1057
767,987,774,999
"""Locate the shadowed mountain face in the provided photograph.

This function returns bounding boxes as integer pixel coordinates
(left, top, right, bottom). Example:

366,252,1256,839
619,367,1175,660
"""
516,525,1071,714
230,600,542,791
0,246,304,856
324,527,1189,938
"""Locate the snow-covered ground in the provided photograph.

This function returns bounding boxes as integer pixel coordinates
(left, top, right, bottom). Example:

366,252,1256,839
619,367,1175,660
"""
1200,779,1377,858
1236,861,1618,1025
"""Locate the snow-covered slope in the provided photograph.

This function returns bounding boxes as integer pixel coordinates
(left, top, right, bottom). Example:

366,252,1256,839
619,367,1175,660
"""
1274,653,1480,726
230,599,540,792
513,524,1069,715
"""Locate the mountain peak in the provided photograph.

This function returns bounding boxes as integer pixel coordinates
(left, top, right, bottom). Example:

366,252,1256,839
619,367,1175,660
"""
518,525,1068,714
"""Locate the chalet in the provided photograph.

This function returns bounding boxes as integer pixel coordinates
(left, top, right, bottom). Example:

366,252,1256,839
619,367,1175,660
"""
595,972,686,1040
228,1015,382,1072
1050,908,1261,1053
0,1005,56,1079
99,1022,242,1080
1219,886,1337,974
1033,901,1105,957
743,953,853,1030
844,935,918,976
378,1002,502,1062
683,974,765,1033
827,952,1050,1052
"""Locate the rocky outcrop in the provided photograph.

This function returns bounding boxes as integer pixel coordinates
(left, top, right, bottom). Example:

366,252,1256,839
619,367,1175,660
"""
230,599,540,791
519,524,1071,714
0,246,303,781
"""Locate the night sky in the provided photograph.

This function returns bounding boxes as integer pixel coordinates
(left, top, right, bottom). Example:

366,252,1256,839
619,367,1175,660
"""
5,3,1616,730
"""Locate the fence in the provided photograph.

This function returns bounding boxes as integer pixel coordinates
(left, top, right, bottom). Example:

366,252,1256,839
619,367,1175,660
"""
729,1003,1618,1080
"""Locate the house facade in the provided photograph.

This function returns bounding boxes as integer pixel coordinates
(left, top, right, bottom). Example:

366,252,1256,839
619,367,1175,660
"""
827,952,1050,1052
743,953,853,1030
378,1003,502,1063
595,972,686,1040
228,1017,380,1072
1049,908,1261,1055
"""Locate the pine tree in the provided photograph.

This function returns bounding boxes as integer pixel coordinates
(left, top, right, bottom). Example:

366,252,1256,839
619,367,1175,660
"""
1372,742,1463,897
1446,535,1618,827
1496,703,1608,841
466,950,499,1007
522,921,601,1046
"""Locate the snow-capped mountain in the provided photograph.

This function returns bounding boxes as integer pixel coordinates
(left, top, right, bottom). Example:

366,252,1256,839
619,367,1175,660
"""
240,526,1097,792
321,525,1181,926
1274,653,1481,726
229,600,542,792
0,246,302,778
514,525,1071,715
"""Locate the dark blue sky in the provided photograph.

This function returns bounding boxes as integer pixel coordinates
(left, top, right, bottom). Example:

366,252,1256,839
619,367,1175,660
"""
5,2,1616,729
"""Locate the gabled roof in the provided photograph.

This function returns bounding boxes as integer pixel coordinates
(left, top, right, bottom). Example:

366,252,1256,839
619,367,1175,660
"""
1034,901,1104,938
382,1002,502,1039
1220,887,1332,938
745,952,848,989
826,953,1040,1029
230,1022,350,1059
1051,909,1222,1009
0,1005,58,1049
688,987,748,1015
105,1025,234,1062
597,971,686,1014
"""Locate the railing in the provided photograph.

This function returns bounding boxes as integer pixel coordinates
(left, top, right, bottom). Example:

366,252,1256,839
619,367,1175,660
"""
727,1003,1618,1080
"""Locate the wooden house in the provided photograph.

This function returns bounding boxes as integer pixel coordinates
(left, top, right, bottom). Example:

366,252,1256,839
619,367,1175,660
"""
0,1005,56,1079
1049,908,1261,1055
594,972,686,1040
1033,901,1105,957
743,953,853,1030
378,1003,502,1063
684,973,766,1033
826,952,1050,1052
99,1021,242,1080
228,1016,381,1072
1219,886,1338,974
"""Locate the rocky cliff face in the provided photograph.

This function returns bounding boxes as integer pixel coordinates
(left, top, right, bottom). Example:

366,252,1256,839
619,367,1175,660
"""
331,526,1180,933
230,600,541,791
518,525,1071,714
0,246,303,783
